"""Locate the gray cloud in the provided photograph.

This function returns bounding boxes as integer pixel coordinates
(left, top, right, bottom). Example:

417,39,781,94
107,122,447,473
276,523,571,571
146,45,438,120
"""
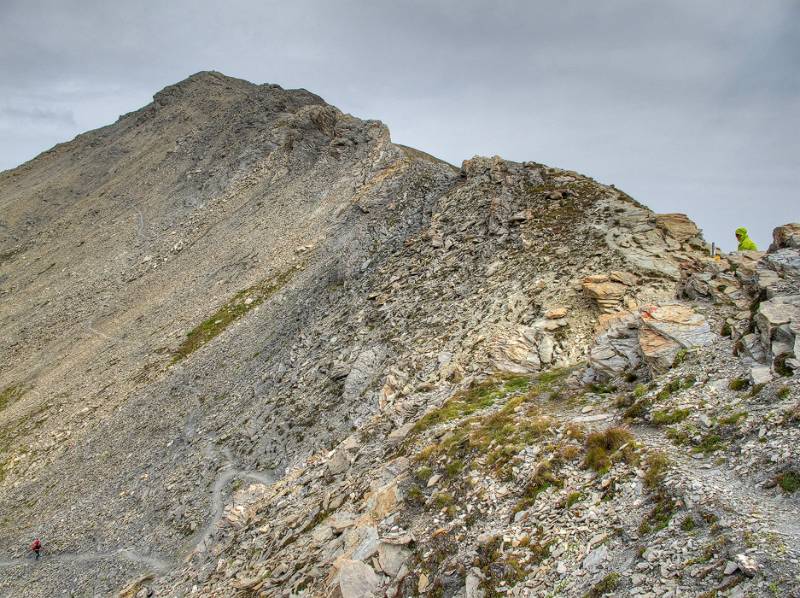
0,106,76,126
1,0,797,250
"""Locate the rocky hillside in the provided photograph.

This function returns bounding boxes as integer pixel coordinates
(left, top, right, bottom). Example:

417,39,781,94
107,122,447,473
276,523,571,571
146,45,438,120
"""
0,72,797,598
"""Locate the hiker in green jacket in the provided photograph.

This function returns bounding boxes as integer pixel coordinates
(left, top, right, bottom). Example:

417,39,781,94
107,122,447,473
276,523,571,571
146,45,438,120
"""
735,227,758,251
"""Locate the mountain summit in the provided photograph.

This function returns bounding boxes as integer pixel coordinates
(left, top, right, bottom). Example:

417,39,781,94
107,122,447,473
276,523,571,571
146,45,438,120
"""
1,73,798,597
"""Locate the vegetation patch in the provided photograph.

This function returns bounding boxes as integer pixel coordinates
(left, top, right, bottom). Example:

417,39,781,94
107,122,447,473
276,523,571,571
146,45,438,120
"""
415,466,433,483
405,484,425,506
774,354,794,377
514,460,563,514
651,408,690,426
638,492,677,535
476,537,528,597
582,427,637,474
0,384,26,413
728,378,750,391
692,432,725,455
562,491,584,509
643,451,670,490
681,516,697,532
588,382,617,395
623,398,651,420
672,349,689,367
666,424,694,446
718,411,747,426
412,370,572,479
777,471,800,494
172,266,299,362
584,572,621,598
655,376,694,401
639,450,677,535
411,375,526,435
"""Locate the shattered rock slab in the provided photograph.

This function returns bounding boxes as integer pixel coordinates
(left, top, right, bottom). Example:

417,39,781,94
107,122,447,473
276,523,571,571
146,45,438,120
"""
640,302,714,348
639,303,714,372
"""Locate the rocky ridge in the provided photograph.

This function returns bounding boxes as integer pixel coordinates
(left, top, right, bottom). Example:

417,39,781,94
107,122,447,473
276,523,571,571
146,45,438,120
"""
0,72,797,597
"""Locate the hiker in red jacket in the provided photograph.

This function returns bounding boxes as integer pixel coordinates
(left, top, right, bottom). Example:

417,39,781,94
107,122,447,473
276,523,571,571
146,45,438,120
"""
30,538,42,560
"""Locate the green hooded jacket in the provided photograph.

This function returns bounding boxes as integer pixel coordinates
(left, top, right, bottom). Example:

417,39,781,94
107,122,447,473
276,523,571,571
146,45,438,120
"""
735,227,758,251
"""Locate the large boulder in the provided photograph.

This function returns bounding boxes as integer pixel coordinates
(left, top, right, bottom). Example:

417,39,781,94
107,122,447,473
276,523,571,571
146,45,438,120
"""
377,542,411,577
754,295,800,372
769,223,800,252
586,312,642,380
334,559,381,598
655,213,700,242
489,319,567,373
583,274,628,313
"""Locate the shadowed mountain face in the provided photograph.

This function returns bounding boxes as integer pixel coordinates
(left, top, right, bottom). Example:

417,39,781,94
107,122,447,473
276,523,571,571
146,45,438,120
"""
2,73,799,597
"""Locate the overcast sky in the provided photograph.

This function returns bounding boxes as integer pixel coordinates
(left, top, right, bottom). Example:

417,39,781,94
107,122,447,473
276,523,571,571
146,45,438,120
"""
1,0,797,249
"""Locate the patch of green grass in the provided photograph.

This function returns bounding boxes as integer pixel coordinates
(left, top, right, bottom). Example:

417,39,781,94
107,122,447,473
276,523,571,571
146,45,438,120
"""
537,366,573,385
563,491,583,508
655,376,694,402
685,537,728,566
415,372,540,437
623,399,650,420
415,466,433,483
0,384,26,412
721,322,732,337
588,382,617,395
777,471,800,494
718,411,747,426
728,378,750,391
432,492,454,508
444,459,464,477
633,384,648,398
774,354,794,377
777,386,791,399
476,537,529,597
514,461,563,513
583,572,621,598
171,266,299,362
681,516,697,532
673,349,688,367
643,452,670,490
692,432,725,455
502,375,532,393
638,492,676,535
651,408,690,426
411,378,507,434
666,427,691,446
583,427,637,474
420,402,555,479
405,484,425,506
